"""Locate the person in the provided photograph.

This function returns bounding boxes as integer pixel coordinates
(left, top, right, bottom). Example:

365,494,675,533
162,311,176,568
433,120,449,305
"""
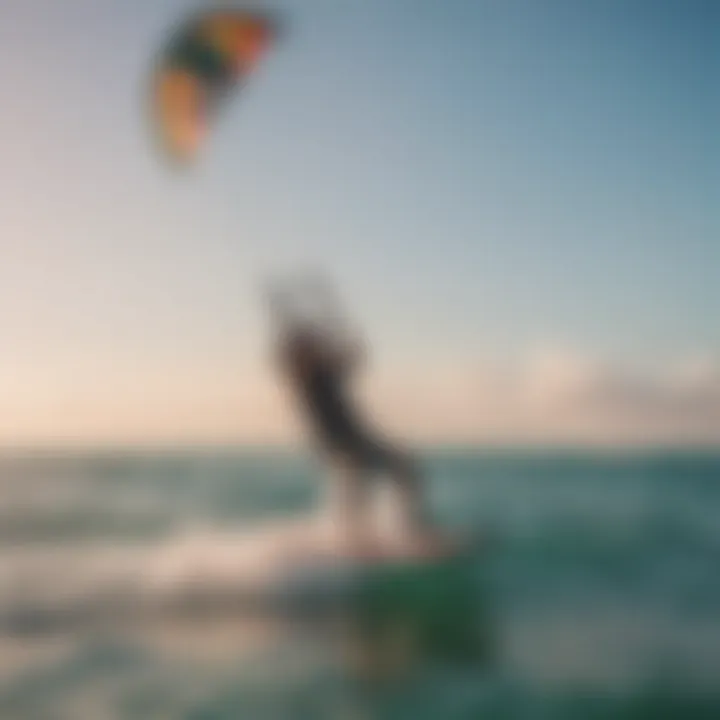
265,274,432,554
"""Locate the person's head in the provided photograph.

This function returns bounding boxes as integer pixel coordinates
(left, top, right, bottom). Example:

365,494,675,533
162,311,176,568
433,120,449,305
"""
282,321,327,377
262,278,329,374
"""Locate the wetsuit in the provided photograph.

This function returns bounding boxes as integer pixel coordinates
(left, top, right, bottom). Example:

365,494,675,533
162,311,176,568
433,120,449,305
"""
277,323,427,535
282,330,393,469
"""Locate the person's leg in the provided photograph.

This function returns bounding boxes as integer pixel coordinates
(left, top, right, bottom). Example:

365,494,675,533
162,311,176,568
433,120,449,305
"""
387,449,430,537
326,451,377,555
378,446,465,556
362,441,430,541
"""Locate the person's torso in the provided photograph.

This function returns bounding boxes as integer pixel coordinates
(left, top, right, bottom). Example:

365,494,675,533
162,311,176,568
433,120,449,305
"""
295,364,361,441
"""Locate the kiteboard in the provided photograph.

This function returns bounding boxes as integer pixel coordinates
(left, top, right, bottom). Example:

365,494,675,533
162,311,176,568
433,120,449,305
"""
147,517,481,617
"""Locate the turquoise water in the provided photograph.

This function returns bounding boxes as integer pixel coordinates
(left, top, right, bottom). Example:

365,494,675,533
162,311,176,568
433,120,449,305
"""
1,448,719,718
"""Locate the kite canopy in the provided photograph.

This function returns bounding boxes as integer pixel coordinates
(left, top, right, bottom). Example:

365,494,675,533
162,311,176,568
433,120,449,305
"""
149,8,279,165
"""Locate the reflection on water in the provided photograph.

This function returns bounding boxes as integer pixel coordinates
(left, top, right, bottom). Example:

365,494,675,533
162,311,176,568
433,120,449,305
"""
0,557,496,719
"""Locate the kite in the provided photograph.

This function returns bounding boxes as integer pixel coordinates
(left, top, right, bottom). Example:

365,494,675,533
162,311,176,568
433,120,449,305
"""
149,7,280,165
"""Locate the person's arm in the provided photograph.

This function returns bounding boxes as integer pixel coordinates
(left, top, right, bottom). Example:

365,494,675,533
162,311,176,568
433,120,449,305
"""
263,272,367,374
301,272,345,330
263,282,299,382
299,272,367,366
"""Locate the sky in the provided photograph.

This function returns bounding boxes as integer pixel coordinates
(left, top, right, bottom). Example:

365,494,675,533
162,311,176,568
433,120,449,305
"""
1,0,718,447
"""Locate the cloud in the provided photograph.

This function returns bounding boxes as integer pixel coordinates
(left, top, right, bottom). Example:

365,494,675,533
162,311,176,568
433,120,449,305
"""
363,348,720,446
2,348,720,447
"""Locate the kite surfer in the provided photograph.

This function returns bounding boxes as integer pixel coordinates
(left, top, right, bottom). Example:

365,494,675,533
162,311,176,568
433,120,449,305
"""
265,275,435,556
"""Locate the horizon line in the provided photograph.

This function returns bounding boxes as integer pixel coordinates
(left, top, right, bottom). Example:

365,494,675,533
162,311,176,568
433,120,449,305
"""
1,440,719,459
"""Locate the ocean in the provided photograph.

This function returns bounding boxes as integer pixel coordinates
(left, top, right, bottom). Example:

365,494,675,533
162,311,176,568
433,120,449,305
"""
0,448,718,719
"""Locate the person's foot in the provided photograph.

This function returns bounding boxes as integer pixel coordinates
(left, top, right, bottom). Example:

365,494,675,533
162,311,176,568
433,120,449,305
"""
336,533,384,560
397,526,463,559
